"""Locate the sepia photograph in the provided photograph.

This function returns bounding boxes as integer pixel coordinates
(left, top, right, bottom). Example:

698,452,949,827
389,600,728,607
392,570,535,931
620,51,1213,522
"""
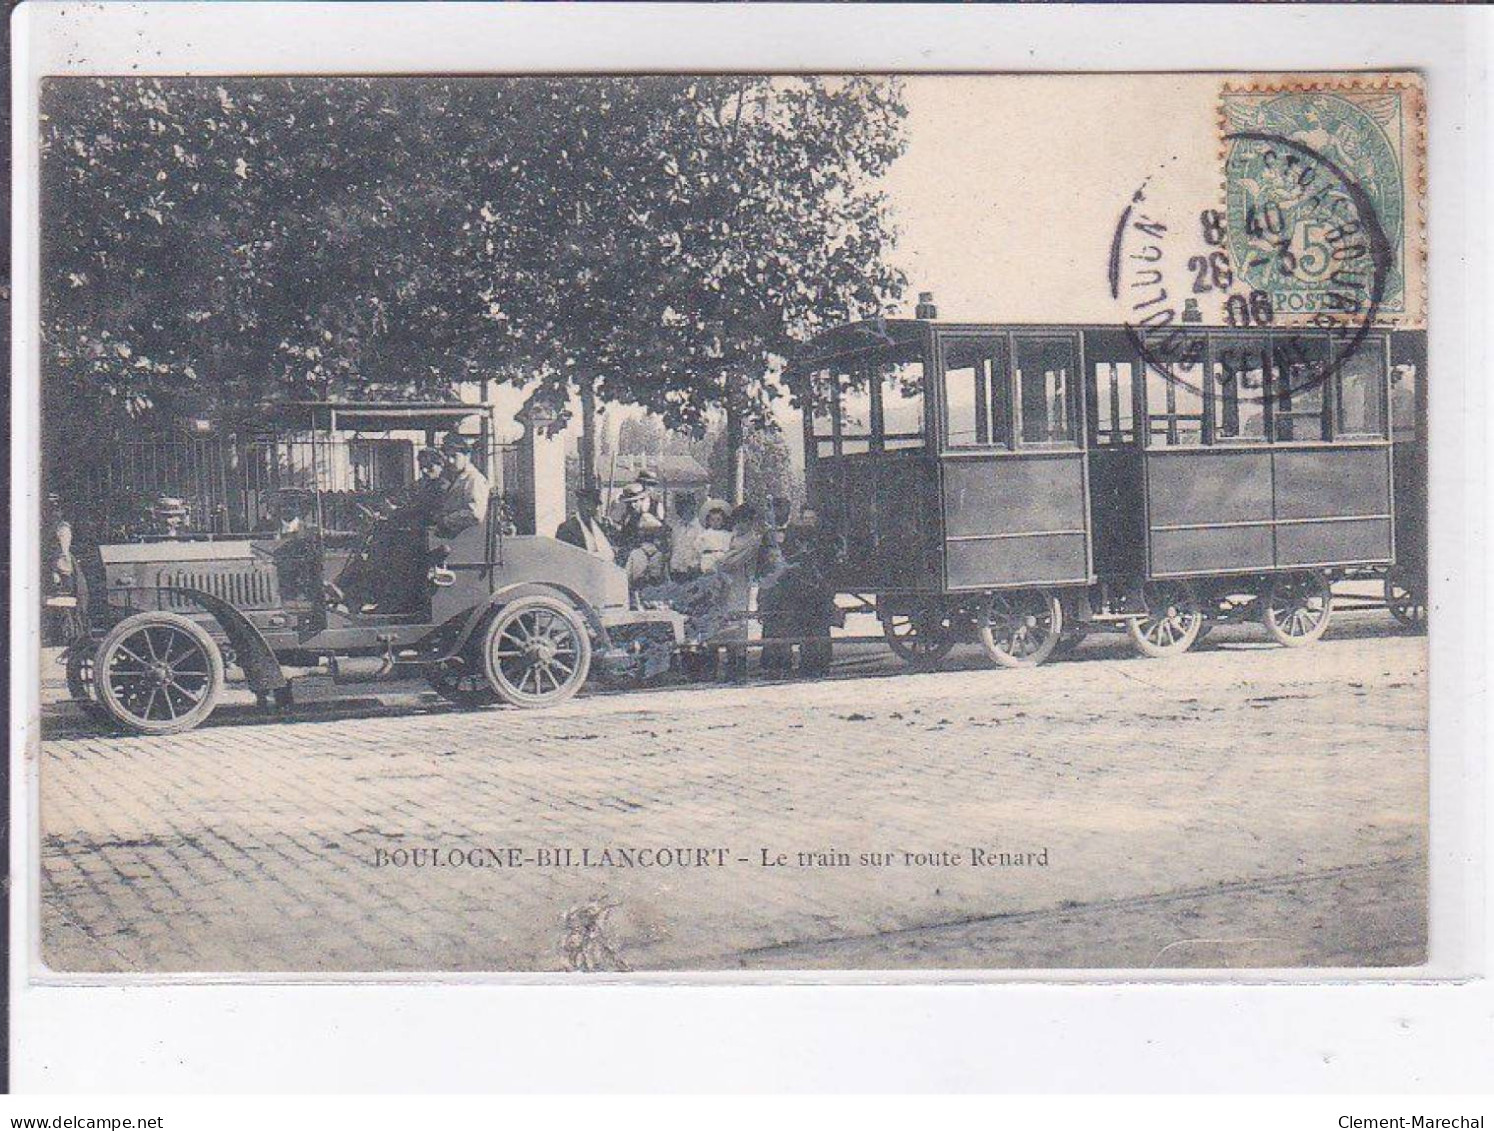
32,67,1430,975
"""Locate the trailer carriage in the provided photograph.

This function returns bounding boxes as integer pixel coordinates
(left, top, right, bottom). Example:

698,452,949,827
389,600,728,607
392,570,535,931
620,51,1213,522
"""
795,315,1425,667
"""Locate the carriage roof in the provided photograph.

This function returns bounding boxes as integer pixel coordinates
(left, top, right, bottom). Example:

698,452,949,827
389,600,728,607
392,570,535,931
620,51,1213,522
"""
255,400,490,434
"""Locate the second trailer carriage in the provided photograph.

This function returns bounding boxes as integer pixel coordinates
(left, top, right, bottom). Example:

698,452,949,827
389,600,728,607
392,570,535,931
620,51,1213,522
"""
794,315,1425,667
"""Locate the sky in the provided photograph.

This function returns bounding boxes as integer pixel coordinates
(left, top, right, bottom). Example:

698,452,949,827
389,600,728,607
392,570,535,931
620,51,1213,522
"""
884,74,1226,324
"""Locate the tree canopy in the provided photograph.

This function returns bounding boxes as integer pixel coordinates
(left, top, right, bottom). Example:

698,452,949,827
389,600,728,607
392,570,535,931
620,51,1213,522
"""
42,75,909,461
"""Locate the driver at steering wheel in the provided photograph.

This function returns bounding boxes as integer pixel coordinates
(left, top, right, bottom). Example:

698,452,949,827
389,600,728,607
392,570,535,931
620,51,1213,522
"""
335,446,454,613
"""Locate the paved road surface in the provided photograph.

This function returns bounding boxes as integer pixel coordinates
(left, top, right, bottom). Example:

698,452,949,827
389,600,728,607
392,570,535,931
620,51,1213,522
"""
36,613,1427,973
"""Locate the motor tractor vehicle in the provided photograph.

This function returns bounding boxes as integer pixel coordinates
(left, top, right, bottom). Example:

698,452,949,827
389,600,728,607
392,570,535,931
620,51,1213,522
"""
63,403,682,735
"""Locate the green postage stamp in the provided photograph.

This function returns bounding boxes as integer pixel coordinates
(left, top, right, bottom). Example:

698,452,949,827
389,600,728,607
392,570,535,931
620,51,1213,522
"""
1221,76,1426,325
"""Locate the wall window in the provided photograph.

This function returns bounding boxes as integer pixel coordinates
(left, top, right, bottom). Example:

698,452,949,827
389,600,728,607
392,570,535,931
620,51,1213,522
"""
1336,340,1386,438
1014,336,1076,445
809,355,925,457
1211,338,1268,441
943,337,1010,448
1390,363,1419,440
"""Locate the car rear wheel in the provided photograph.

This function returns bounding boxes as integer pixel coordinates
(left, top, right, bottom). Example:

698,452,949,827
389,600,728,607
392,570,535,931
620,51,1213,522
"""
481,595,592,708
95,612,224,734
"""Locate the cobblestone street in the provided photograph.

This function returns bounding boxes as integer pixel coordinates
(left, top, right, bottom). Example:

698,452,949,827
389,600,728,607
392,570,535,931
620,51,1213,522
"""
36,614,1428,973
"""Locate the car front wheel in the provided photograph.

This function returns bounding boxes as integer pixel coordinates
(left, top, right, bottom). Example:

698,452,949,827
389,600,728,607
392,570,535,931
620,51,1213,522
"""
480,595,592,708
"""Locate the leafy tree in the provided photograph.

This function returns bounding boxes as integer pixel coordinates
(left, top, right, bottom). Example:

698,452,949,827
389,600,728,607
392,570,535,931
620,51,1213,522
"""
467,76,909,490
40,76,908,510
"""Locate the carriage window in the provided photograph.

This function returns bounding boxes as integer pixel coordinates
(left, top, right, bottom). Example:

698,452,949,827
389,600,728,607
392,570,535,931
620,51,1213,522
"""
1014,337,1076,446
1390,363,1419,440
943,337,1010,448
808,358,922,457
1092,360,1135,447
879,361,926,452
1144,344,1205,447
1273,336,1329,442
809,369,840,458
818,370,873,455
1211,338,1268,441
1336,340,1386,438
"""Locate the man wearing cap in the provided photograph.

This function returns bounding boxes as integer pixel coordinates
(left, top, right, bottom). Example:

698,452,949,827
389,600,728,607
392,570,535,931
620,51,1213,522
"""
433,432,490,537
555,487,615,561
628,468,666,525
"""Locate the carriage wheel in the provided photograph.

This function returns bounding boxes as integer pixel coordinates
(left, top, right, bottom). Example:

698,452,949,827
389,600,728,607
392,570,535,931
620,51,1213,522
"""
426,658,500,708
1127,581,1204,659
95,612,224,735
1384,566,1426,631
977,589,1063,669
1262,571,1334,647
65,644,109,719
481,595,592,708
880,601,955,667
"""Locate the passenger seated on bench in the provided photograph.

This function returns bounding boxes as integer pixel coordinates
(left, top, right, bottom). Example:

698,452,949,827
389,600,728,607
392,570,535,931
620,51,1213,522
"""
625,514,669,588
694,499,733,574
431,432,489,537
332,448,448,613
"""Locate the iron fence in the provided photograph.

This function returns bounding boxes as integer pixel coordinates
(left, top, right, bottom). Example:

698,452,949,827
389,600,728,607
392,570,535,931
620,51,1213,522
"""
78,434,520,541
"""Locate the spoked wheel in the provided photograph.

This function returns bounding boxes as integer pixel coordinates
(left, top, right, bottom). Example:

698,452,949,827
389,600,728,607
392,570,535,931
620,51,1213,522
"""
95,612,224,735
1384,566,1427,631
481,595,592,708
880,600,955,668
977,588,1064,669
1262,571,1334,647
426,658,499,708
65,643,109,719
1127,581,1204,658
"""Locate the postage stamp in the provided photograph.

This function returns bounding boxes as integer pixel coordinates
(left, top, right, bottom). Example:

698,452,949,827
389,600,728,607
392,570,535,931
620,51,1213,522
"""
1220,76,1427,325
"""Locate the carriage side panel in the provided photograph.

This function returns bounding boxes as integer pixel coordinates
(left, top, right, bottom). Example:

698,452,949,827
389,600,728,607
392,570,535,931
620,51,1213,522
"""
1272,446,1393,567
1146,449,1274,575
815,454,943,593
941,454,1090,588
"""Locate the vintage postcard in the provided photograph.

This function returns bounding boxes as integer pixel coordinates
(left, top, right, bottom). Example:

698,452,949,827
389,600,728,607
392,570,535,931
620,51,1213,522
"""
30,69,1430,975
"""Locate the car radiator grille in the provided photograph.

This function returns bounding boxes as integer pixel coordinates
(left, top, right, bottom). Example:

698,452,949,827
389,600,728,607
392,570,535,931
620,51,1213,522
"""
154,567,281,610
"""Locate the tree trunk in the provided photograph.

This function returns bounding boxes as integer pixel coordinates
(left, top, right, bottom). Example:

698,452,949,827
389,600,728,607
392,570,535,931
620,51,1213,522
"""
725,385,746,506
578,377,598,491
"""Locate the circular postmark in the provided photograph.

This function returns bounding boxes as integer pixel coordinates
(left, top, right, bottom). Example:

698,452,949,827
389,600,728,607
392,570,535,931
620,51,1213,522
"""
1108,130,1394,402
